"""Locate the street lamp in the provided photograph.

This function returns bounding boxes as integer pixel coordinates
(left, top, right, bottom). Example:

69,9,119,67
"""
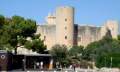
110,57,113,68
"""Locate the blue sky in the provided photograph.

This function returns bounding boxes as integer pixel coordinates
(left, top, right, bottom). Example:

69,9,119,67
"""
0,0,120,26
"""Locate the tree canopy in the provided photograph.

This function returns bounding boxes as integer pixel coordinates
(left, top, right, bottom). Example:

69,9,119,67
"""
50,44,69,67
0,15,46,54
82,30,120,68
25,34,46,53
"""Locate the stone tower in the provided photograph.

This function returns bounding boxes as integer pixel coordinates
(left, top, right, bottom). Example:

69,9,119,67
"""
45,13,56,25
101,20,119,39
104,20,118,39
55,6,74,47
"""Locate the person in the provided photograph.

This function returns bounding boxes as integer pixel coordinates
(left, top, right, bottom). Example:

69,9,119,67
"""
34,61,36,69
73,63,76,71
36,62,39,69
40,61,43,69
22,59,25,71
69,65,72,69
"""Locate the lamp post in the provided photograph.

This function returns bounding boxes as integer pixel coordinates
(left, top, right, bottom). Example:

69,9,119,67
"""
105,57,106,67
15,35,20,54
110,57,113,68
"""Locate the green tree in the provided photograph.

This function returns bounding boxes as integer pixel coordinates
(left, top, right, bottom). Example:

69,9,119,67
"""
69,46,84,57
83,29,112,60
69,46,84,63
50,44,69,67
117,35,120,43
0,15,5,28
25,34,46,53
0,31,13,51
9,15,36,54
83,29,120,68
0,15,13,51
0,15,37,54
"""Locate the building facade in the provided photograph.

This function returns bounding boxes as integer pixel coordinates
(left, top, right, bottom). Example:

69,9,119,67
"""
36,6,119,50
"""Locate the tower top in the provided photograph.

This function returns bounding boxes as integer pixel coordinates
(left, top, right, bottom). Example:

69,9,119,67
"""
56,6,74,9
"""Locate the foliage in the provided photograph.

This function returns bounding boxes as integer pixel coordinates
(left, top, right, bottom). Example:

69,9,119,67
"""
25,34,47,53
50,44,69,67
83,30,120,68
69,45,84,57
0,15,5,28
69,45,84,65
0,15,46,54
96,53,120,68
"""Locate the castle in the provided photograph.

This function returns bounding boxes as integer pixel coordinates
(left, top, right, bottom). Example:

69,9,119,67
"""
36,6,119,50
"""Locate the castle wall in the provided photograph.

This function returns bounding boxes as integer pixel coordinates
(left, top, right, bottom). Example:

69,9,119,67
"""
36,25,56,50
77,25,101,47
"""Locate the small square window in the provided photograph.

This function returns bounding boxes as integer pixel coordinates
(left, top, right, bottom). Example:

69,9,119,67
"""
65,26,67,30
65,18,67,21
65,36,67,39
